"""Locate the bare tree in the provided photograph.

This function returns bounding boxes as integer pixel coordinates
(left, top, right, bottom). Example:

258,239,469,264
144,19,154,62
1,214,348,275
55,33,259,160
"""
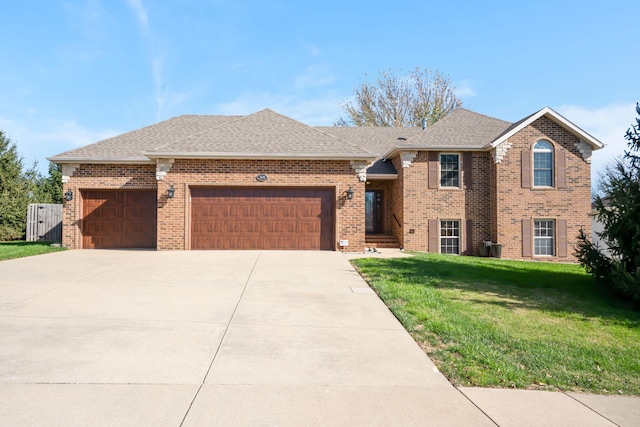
336,68,463,127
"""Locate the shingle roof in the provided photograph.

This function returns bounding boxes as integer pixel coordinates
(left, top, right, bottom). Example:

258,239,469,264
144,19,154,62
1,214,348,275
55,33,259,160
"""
144,109,376,159
396,108,512,150
317,126,424,157
51,106,601,166
48,115,240,162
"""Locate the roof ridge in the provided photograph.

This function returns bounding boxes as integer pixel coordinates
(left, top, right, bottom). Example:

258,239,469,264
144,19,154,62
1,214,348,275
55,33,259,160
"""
151,113,249,151
142,108,379,158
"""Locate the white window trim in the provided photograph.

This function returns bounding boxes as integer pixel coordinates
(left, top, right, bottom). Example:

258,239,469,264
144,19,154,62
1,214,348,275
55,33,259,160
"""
439,152,461,189
440,219,461,255
534,219,555,256
532,140,554,188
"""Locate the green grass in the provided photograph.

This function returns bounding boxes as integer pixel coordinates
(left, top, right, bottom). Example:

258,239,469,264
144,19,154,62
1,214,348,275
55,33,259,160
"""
352,253,640,395
0,241,66,261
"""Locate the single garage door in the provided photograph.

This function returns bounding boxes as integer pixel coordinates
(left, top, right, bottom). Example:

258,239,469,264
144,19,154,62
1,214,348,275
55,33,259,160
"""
82,190,157,249
191,187,334,250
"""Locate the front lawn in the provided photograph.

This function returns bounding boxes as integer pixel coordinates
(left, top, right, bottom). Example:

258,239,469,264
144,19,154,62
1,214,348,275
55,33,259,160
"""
352,253,640,395
0,241,66,261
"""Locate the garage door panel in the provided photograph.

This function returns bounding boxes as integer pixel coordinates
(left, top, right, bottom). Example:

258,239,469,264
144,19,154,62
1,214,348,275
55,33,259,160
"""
235,221,261,233
298,205,322,218
208,206,230,217
124,206,150,219
84,221,119,235
229,205,262,217
262,220,296,234
191,187,334,250
82,190,157,249
91,206,118,220
226,237,261,249
263,205,297,217
192,205,227,218
123,220,154,234
299,220,321,233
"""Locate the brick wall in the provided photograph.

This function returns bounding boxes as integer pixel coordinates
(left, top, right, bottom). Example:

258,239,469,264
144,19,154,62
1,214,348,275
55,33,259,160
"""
60,117,592,259
394,151,492,255
494,116,592,261
390,156,405,246
61,164,157,249
63,159,364,251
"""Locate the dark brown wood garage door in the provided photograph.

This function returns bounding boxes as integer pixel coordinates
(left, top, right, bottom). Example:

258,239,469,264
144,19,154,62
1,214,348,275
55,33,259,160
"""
82,190,157,249
191,187,334,250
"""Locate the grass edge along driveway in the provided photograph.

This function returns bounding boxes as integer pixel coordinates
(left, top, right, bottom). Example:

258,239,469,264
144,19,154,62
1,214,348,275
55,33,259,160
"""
351,253,640,396
0,241,66,261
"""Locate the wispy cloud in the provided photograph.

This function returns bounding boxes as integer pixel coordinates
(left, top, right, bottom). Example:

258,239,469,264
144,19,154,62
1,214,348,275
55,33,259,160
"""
63,0,109,40
294,65,335,90
455,79,476,99
212,64,344,125
555,103,636,182
126,0,149,31
124,0,168,121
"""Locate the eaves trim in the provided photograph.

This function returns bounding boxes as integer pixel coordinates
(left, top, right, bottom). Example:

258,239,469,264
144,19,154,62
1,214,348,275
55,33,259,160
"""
46,157,154,164
366,173,398,180
142,151,378,161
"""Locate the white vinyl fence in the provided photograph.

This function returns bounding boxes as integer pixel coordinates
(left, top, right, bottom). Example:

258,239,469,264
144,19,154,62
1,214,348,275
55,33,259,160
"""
26,204,62,242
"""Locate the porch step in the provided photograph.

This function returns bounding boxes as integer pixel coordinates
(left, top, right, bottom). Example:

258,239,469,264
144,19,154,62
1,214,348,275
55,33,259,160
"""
365,234,401,249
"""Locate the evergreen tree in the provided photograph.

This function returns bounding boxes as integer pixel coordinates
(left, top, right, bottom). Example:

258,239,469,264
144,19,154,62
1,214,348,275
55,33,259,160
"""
0,131,30,240
0,131,62,240
576,103,640,307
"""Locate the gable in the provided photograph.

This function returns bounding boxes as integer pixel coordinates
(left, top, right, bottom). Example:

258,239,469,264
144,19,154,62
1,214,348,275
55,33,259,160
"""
490,107,603,150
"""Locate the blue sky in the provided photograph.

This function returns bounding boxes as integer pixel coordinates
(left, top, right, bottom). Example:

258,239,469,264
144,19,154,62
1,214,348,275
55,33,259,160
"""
0,0,637,182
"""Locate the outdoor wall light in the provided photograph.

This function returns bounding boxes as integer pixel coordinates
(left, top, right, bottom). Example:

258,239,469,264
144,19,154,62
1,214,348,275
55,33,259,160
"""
167,184,175,199
346,186,354,200
63,189,73,202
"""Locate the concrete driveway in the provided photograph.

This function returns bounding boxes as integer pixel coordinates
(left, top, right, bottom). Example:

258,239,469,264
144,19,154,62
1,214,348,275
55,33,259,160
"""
0,250,638,426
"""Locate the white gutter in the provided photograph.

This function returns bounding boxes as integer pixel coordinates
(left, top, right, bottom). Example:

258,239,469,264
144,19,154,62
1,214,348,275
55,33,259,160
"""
383,145,487,159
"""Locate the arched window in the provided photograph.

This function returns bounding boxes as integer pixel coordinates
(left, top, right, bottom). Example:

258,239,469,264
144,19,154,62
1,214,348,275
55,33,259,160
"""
533,140,553,187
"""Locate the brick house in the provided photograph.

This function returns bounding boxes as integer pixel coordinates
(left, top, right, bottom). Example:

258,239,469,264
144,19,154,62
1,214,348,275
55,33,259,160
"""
48,107,602,261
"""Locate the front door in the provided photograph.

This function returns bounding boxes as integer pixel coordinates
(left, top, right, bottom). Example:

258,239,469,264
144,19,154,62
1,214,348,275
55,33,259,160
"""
365,190,383,233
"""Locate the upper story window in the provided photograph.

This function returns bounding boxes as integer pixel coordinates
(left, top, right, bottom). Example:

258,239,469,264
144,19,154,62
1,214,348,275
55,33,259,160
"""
440,153,460,188
533,141,553,187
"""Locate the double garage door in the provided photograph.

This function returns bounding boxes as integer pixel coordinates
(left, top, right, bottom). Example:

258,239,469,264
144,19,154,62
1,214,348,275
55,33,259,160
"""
81,187,335,250
191,187,335,250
